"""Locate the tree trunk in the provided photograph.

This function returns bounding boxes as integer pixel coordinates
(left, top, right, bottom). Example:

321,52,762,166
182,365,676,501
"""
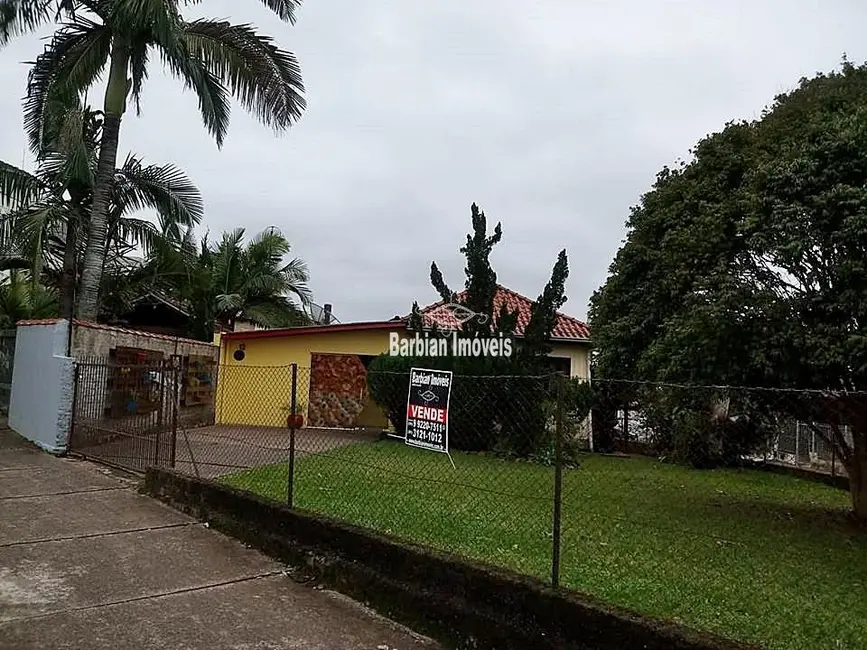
76,41,129,321
59,212,78,320
850,428,867,523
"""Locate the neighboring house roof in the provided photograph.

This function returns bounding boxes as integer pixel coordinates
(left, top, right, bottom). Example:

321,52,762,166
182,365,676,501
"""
130,290,191,317
416,285,590,341
220,320,399,341
222,285,591,344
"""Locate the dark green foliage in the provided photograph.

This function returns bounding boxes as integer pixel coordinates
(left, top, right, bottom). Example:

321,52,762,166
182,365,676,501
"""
588,60,867,507
367,203,570,457
522,249,569,359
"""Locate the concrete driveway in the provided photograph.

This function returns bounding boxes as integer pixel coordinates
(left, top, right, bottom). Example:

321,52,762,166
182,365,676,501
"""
0,429,438,650
72,423,379,479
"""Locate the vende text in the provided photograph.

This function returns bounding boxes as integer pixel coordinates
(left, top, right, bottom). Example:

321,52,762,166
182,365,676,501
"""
407,405,447,423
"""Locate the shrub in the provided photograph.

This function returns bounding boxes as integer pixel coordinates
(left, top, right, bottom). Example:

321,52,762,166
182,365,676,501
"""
367,353,557,456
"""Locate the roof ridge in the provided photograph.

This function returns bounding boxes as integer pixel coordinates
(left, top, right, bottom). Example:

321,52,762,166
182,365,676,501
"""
408,284,589,337
494,284,587,325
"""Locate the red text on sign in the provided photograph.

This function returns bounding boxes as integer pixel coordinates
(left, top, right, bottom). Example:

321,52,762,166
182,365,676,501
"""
407,404,447,423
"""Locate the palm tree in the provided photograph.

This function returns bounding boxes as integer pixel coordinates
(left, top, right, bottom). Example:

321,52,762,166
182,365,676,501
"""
140,226,312,341
0,271,58,328
0,101,204,319
0,0,306,320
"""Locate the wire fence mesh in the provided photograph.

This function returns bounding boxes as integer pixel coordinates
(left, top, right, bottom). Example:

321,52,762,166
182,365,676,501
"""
67,360,866,593
592,379,865,478
64,360,867,649
0,329,16,415
69,359,177,472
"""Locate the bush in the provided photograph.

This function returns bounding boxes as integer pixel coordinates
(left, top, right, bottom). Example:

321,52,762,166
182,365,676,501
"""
638,386,776,468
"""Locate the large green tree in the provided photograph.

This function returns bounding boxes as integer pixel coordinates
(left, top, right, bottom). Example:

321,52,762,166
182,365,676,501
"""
0,0,306,320
0,99,203,319
589,60,867,520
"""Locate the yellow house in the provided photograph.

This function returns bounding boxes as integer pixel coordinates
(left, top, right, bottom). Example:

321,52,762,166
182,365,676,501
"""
215,285,591,429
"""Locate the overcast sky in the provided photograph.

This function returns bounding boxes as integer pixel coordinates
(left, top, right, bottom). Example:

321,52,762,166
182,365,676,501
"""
2,1,867,324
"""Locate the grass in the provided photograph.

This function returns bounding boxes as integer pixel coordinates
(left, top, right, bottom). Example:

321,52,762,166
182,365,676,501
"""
222,440,867,650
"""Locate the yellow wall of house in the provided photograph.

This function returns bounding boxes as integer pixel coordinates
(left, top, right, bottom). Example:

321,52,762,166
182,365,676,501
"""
216,329,395,427
215,328,591,427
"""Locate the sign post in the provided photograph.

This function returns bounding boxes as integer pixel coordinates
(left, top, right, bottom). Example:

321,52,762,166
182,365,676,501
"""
405,367,453,455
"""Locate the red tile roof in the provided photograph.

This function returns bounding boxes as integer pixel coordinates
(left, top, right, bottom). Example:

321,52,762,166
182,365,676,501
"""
417,285,590,341
221,286,591,343
15,318,62,326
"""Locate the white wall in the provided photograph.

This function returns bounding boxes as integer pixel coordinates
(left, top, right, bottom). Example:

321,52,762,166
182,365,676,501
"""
8,320,75,453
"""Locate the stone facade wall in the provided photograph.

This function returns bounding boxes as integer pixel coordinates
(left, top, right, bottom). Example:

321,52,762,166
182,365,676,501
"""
307,353,368,428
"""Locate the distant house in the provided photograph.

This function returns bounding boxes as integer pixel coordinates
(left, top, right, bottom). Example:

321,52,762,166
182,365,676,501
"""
105,291,193,338
107,292,336,340
415,285,590,375
215,285,591,430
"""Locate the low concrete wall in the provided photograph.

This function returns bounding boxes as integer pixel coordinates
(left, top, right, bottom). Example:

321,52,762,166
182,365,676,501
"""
143,468,759,650
8,320,74,453
742,458,850,491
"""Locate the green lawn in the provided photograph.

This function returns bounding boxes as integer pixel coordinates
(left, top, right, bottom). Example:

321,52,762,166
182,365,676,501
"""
222,440,867,650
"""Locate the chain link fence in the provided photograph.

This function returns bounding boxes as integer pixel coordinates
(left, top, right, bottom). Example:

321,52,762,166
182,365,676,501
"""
65,362,867,649
594,379,864,478
0,329,16,415
215,368,572,583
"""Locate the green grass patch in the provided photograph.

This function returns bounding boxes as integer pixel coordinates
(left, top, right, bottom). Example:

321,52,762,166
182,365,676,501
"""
222,440,867,650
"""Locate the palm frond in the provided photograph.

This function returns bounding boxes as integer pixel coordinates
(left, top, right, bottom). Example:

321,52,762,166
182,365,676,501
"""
0,160,44,209
0,0,58,47
23,16,111,154
108,214,159,255
181,20,305,135
113,154,204,233
212,228,244,293
214,291,242,313
158,39,232,147
107,0,181,52
128,34,150,115
279,256,311,304
0,270,58,327
54,104,96,185
182,0,302,24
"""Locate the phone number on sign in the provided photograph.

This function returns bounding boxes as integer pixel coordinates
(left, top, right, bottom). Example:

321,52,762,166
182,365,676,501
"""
408,428,444,444
410,419,445,433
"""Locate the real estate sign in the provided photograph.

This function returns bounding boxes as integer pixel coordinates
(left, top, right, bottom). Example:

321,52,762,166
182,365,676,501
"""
405,367,453,454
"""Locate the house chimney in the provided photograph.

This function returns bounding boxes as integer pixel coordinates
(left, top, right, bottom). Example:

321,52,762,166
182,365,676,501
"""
323,303,332,324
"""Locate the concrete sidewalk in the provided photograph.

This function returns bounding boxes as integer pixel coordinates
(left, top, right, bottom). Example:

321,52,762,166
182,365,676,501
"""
0,430,439,650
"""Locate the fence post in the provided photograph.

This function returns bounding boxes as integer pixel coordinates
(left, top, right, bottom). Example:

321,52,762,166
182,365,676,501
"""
551,373,565,588
154,363,165,467
795,421,800,466
170,360,179,469
287,363,298,508
831,445,837,477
